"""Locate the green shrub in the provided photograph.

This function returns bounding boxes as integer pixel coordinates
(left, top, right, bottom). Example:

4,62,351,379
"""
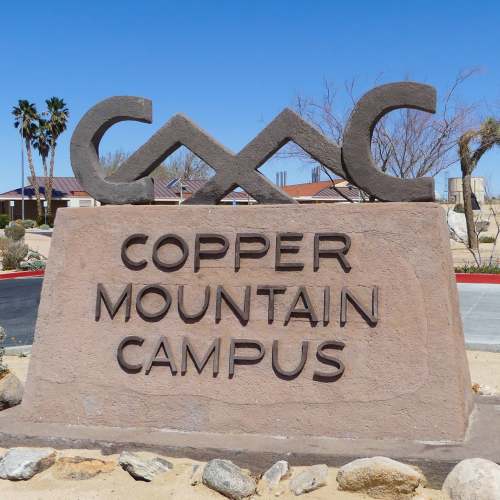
39,224,51,230
454,204,465,213
4,223,25,241
20,219,37,229
455,264,500,274
1,241,28,270
19,259,46,271
479,235,496,244
0,214,9,229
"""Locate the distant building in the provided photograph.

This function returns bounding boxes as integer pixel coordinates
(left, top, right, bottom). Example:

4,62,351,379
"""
0,177,362,220
448,177,485,205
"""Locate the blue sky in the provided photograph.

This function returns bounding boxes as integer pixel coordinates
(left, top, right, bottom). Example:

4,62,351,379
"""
0,0,499,196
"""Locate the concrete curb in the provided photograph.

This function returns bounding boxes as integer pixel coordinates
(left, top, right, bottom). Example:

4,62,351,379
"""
456,273,500,284
0,270,44,280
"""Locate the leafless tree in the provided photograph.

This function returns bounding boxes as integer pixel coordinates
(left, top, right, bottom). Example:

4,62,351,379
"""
285,70,478,183
101,148,212,181
448,205,500,269
459,118,500,249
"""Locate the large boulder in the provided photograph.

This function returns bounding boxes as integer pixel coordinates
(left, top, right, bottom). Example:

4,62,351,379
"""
118,451,172,481
0,371,23,410
202,459,256,499
443,458,500,499
289,464,328,495
0,447,56,480
336,456,426,498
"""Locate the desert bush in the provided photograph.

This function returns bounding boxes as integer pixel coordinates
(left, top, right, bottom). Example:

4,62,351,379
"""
19,259,46,271
0,214,9,229
479,235,496,244
453,203,464,213
1,240,28,270
4,223,26,241
0,237,9,255
4,223,25,241
20,219,37,229
455,263,500,274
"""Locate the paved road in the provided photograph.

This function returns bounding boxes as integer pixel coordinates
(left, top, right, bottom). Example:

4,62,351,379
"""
0,278,499,350
0,278,42,347
459,283,500,351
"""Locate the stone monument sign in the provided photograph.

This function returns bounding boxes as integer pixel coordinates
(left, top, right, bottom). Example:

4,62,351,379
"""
12,83,474,449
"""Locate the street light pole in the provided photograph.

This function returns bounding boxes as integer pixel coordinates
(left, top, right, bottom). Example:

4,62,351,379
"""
20,114,25,220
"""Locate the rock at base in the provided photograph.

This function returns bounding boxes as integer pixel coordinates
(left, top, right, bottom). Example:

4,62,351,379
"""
52,456,115,480
0,447,56,480
443,458,500,500
202,459,256,499
289,464,328,495
336,456,426,498
118,451,172,481
257,460,290,494
0,371,23,410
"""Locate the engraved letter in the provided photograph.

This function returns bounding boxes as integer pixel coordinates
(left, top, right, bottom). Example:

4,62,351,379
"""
95,283,132,321
152,234,189,271
136,285,172,322
178,285,210,322
235,233,270,270
216,286,251,325
275,233,304,270
144,336,177,375
284,286,318,324
314,340,345,381
194,233,229,272
121,234,148,270
314,233,351,272
257,285,286,323
229,339,265,377
340,286,378,326
117,336,144,373
181,337,221,376
272,340,308,379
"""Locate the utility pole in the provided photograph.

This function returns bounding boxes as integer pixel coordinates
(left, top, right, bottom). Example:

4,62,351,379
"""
20,113,25,220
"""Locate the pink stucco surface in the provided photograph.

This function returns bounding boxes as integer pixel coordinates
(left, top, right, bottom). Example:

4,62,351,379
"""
21,203,473,441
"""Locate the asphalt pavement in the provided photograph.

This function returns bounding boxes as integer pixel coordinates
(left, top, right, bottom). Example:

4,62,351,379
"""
459,283,500,352
0,277,42,347
0,278,499,350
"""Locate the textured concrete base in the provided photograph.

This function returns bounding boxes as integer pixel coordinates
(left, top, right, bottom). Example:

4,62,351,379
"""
0,396,498,488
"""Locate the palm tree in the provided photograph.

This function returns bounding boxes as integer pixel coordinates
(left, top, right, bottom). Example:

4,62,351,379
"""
12,101,43,221
459,118,500,249
33,118,50,179
45,97,69,221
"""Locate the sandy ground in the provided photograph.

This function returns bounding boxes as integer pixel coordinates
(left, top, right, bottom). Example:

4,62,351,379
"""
22,232,51,259
1,352,498,498
0,449,446,500
467,350,500,393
